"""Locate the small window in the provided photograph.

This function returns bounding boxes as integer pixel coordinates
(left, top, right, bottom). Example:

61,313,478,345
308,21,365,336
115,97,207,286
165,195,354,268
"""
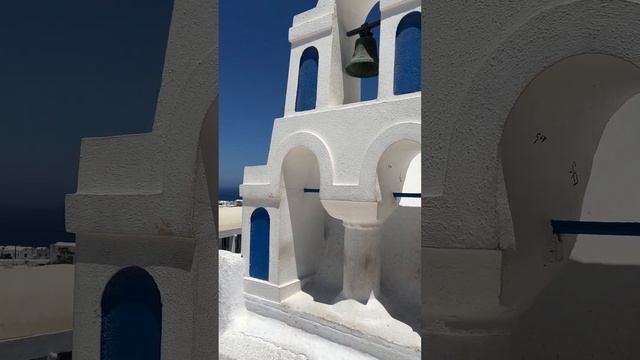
295,47,319,111
394,12,421,95
250,208,270,280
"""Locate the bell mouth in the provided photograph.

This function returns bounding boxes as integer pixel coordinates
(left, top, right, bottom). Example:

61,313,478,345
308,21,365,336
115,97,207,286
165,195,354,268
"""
345,62,379,78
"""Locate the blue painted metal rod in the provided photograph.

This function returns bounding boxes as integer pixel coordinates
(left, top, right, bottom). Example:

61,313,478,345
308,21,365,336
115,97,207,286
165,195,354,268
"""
303,188,320,193
393,192,421,198
551,220,640,236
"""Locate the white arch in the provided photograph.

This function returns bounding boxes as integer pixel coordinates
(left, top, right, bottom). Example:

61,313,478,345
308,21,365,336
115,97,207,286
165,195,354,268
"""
427,0,640,250
267,131,335,196
359,121,421,195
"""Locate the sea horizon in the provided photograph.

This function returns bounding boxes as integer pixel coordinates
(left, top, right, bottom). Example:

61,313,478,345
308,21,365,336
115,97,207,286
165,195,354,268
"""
219,186,241,201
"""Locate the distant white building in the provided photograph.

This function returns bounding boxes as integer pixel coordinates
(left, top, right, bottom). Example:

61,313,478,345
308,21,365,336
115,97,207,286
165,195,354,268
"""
49,242,76,264
0,245,50,265
218,205,242,253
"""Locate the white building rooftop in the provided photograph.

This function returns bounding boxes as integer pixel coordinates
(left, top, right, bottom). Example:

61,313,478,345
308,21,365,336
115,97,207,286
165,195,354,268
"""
219,206,242,238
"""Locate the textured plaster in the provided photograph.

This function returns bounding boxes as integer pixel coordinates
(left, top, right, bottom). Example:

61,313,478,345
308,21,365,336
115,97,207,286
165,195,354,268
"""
241,95,421,203
66,0,218,359
422,0,640,357
240,1,421,357
424,0,640,249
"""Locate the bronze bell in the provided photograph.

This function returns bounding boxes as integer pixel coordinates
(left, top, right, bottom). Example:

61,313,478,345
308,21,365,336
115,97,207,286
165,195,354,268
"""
345,32,379,78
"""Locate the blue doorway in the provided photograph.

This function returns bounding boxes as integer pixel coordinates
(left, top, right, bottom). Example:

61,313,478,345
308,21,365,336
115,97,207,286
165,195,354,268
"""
101,267,162,360
250,207,270,280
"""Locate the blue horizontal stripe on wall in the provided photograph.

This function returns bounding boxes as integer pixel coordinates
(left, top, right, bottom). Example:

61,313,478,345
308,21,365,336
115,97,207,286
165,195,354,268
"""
551,220,640,236
393,192,421,198
303,188,320,193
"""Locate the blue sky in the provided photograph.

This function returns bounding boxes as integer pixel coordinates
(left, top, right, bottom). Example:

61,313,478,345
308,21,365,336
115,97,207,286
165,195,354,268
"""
219,0,318,197
0,0,174,245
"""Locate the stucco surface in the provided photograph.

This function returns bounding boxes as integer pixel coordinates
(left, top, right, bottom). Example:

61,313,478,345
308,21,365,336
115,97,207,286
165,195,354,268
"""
67,0,218,359
66,0,218,238
423,0,640,249
422,0,640,358
239,1,421,358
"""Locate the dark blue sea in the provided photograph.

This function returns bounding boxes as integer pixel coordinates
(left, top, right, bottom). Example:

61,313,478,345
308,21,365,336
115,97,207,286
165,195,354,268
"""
0,206,75,246
1,189,241,247
219,187,240,201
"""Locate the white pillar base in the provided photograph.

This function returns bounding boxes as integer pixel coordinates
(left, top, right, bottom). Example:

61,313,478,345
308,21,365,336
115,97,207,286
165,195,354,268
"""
342,222,382,302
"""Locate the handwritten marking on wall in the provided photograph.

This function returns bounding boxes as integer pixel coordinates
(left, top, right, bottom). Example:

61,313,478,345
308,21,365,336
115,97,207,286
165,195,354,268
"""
533,132,547,144
569,161,579,186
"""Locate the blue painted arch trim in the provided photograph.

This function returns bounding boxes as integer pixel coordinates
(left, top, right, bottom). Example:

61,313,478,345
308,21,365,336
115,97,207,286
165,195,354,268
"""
295,47,319,112
250,208,270,281
101,266,162,360
394,11,421,95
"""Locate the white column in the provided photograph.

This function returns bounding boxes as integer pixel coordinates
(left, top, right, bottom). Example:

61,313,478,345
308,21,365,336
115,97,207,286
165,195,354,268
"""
342,222,381,302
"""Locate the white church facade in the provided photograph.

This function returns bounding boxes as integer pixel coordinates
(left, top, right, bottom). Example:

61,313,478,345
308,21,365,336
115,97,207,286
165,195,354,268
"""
238,0,421,359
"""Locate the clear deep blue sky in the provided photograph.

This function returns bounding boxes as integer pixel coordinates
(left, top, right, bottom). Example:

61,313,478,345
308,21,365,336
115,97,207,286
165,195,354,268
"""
219,0,318,199
0,0,174,245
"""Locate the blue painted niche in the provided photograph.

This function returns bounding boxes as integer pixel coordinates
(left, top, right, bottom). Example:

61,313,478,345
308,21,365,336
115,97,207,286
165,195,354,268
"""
394,11,421,95
101,267,162,360
295,47,319,112
250,207,270,280
361,2,381,102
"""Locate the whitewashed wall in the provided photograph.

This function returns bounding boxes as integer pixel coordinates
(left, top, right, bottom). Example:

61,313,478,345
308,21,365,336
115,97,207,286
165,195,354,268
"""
67,0,218,358
423,0,640,358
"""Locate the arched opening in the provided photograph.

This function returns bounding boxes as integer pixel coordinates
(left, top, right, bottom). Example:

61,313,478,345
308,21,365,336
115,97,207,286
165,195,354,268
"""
360,2,380,102
249,207,270,281
295,47,319,112
335,0,380,104
101,266,162,360
376,140,421,218
394,11,421,95
572,93,640,264
506,93,640,358
376,140,421,331
498,54,640,337
280,146,341,302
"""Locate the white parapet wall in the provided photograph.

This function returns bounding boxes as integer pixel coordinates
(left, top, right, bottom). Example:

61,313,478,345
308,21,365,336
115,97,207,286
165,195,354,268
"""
0,265,74,360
